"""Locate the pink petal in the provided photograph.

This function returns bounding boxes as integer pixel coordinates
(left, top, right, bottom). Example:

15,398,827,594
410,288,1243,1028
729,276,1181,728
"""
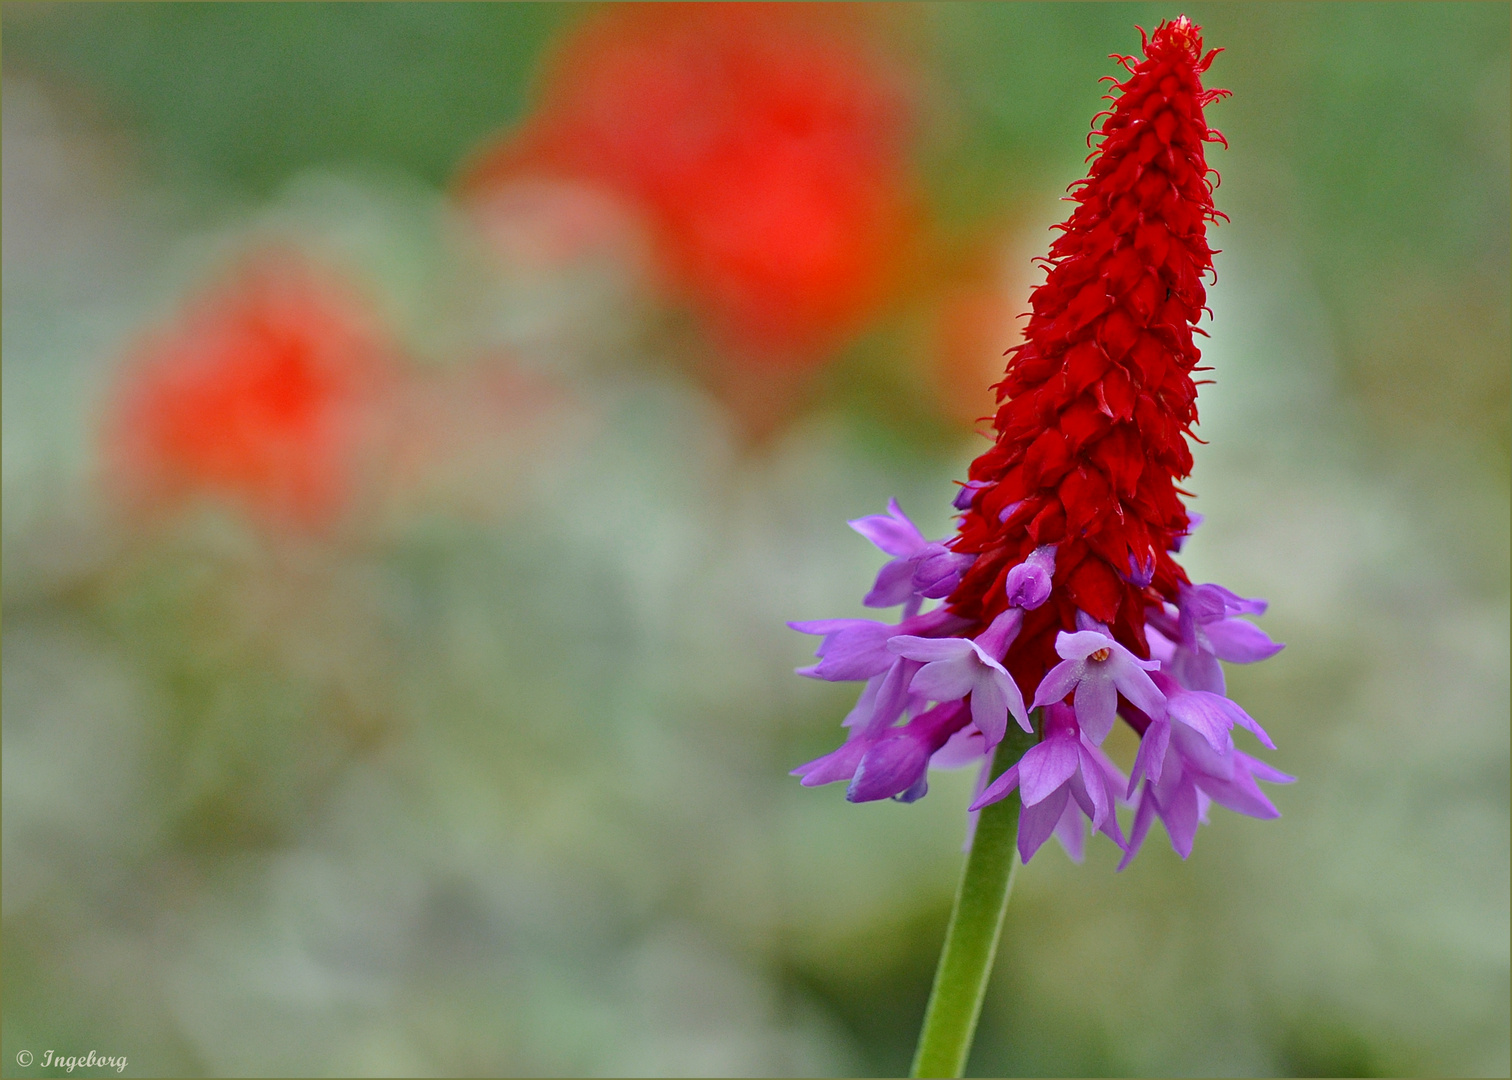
1204,617,1283,663
1167,690,1236,752
1159,778,1201,858
1018,736,1079,806
909,657,976,703
1242,755,1295,785
1192,768,1280,819
1055,629,1116,661
1032,658,1083,708
792,737,869,786
1017,786,1071,863
1128,717,1170,795
848,498,926,557
1073,670,1118,744
1110,658,1167,719
859,659,919,737
1169,720,1235,781
863,558,919,608
1076,744,1111,828
1000,669,1033,733
968,674,1009,747
888,635,973,663
1170,646,1225,694
931,725,988,770
969,762,1020,811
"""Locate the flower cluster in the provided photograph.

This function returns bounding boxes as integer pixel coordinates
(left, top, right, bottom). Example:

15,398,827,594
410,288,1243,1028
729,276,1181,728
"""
791,18,1291,866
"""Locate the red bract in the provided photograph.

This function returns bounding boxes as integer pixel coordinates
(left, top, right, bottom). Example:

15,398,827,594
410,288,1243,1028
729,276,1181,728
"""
459,3,921,366
947,17,1230,695
104,250,399,534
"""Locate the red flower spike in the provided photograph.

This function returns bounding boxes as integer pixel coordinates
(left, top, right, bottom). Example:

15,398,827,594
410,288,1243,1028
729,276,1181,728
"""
104,249,400,534
792,21,1290,867
947,16,1227,695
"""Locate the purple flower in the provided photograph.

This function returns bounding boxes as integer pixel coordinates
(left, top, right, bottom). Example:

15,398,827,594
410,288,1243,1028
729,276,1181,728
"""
791,692,995,799
889,608,1032,745
788,599,985,797
1004,545,1056,610
790,606,968,682
791,729,871,788
1127,671,1276,789
791,486,1293,875
849,499,978,609
790,619,894,681
790,663,919,786
847,700,973,803
1146,583,1284,694
849,498,929,608
1118,671,1290,867
1031,628,1166,744
1121,733,1293,868
912,543,976,599
969,704,1126,863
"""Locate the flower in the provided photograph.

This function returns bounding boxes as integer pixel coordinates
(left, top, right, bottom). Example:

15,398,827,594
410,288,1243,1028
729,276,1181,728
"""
790,606,967,682
847,700,973,804
849,498,930,608
103,249,398,534
970,704,1126,863
1146,582,1284,693
789,19,1289,868
792,696,998,808
1119,672,1294,866
889,607,1032,745
848,499,979,613
1032,628,1166,744
459,3,921,367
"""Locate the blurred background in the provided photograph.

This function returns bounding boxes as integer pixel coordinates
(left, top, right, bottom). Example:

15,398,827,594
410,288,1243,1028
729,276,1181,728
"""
3,3,1507,1076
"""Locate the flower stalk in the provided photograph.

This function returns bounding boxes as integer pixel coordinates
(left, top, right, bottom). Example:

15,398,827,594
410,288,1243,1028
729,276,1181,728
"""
910,717,1039,1079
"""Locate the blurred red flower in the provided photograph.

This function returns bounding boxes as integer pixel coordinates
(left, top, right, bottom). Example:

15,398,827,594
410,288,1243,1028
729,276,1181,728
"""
460,3,923,368
104,249,400,534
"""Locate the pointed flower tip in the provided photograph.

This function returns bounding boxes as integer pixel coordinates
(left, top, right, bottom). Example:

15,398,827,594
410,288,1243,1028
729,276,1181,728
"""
1151,14,1204,62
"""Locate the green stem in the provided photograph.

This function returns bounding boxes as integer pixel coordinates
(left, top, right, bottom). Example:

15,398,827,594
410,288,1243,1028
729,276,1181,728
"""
910,715,1038,1079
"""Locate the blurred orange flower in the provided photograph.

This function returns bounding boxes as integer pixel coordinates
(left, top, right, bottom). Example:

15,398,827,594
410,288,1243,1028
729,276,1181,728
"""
459,3,923,369
103,249,401,534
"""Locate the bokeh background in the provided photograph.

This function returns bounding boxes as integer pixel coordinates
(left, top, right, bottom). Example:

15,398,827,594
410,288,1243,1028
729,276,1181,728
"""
3,3,1508,1076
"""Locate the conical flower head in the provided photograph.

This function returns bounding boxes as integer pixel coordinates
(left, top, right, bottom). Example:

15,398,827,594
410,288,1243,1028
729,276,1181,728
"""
948,16,1230,695
790,19,1289,868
